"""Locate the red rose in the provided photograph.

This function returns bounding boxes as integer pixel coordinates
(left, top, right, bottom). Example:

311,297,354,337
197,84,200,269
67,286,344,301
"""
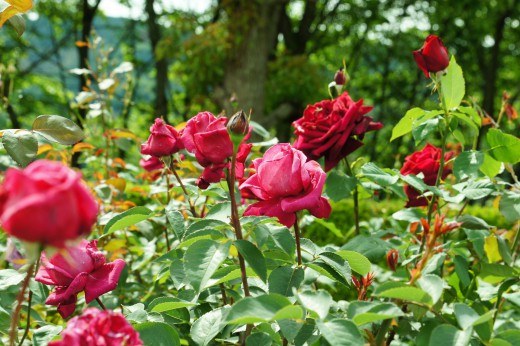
413,35,450,78
180,112,251,189
139,156,164,172
0,160,98,247
140,118,184,157
400,143,454,207
35,240,126,318
48,308,143,346
293,92,383,171
240,143,331,228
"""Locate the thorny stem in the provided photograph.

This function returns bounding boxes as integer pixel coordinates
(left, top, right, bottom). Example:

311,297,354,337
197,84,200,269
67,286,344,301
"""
168,159,199,217
294,218,303,266
343,158,360,235
9,263,35,346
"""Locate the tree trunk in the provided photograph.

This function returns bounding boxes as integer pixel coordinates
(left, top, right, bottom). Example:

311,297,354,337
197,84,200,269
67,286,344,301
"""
222,0,283,126
145,0,169,122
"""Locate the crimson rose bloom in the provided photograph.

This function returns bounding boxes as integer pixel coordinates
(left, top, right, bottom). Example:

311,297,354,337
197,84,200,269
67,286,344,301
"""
0,160,98,247
49,308,143,346
400,143,454,207
413,35,450,78
139,156,164,172
141,118,184,157
293,92,383,171
35,240,125,318
180,112,252,189
240,143,331,228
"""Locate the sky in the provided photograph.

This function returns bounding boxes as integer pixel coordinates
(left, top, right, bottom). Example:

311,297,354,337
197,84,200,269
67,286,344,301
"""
99,0,211,19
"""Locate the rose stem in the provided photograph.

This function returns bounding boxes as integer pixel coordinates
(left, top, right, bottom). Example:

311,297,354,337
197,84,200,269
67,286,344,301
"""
168,159,199,218
9,263,35,346
226,153,251,343
293,218,303,266
162,169,172,251
17,291,32,346
219,283,228,305
343,158,360,235
374,319,392,346
96,297,107,310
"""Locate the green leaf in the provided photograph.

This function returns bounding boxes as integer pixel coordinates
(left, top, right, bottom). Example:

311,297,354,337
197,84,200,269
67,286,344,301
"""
271,305,305,321
0,269,25,290
32,115,85,145
456,180,495,200
429,324,472,346
418,274,444,304
348,302,404,326
412,117,440,145
480,154,502,178
391,108,443,141
453,151,485,181
184,239,231,292
296,290,333,320
224,294,292,324
496,235,513,266
104,207,154,234
325,170,357,202
480,263,517,283
148,297,196,313
375,285,433,306
165,207,186,241
246,332,272,346
266,225,295,257
7,14,25,36
316,252,351,285
205,202,231,222
134,322,181,346
2,130,38,167
317,319,364,346
234,240,267,282
268,266,304,297
499,191,520,222
32,326,63,346
452,111,479,134
342,235,392,262
454,255,471,288
441,56,465,110
454,303,480,329
486,129,520,163
361,162,399,186
191,307,230,346
278,319,303,342
208,267,258,287
336,250,372,275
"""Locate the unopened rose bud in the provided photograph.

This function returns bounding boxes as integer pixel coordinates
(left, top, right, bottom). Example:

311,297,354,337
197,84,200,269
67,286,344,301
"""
227,110,249,136
386,249,399,272
334,68,346,85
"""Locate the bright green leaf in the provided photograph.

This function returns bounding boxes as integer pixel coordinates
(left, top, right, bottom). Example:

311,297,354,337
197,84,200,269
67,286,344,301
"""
441,56,465,110
317,319,364,346
184,239,231,292
104,207,154,235
234,239,267,282
2,129,38,167
134,322,181,346
32,115,85,145
486,129,520,163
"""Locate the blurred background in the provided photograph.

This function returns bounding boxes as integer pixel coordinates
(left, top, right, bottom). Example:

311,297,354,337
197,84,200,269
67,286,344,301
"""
1,0,519,168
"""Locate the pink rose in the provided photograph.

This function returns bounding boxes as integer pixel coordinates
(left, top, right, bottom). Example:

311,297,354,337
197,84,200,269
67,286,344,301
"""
413,35,450,78
180,112,251,189
0,160,98,247
400,143,454,207
48,308,143,346
139,156,164,172
293,92,383,171
240,143,331,227
140,118,184,157
35,240,125,318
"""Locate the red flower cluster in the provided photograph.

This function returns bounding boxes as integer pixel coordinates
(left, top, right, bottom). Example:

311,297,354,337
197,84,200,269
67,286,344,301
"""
400,144,454,207
49,308,143,346
36,240,125,318
292,92,383,171
0,160,98,247
240,144,331,228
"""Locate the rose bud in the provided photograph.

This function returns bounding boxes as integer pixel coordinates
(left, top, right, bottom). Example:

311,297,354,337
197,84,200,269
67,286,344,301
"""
386,249,399,272
334,68,346,85
140,118,184,157
227,110,249,136
413,35,450,78
0,160,98,248
49,308,143,346
35,240,125,318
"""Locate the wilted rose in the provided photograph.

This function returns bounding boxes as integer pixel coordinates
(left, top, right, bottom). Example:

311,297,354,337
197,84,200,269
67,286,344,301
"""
0,160,98,247
400,143,454,207
35,240,125,318
293,92,383,171
140,118,184,157
413,35,450,78
48,308,143,346
180,111,251,189
240,143,331,227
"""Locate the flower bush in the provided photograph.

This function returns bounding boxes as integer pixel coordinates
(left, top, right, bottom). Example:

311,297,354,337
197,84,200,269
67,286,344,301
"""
0,32,519,346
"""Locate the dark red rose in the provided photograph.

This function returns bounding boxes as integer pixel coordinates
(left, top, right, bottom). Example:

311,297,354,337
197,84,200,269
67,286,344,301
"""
48,308,142,346
413,35,450,78
35,240,125,318
400,143,454,207
141,118,184,157
0,160,98,247
293,92,383,171
180,112,251,189
240,143,331,228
